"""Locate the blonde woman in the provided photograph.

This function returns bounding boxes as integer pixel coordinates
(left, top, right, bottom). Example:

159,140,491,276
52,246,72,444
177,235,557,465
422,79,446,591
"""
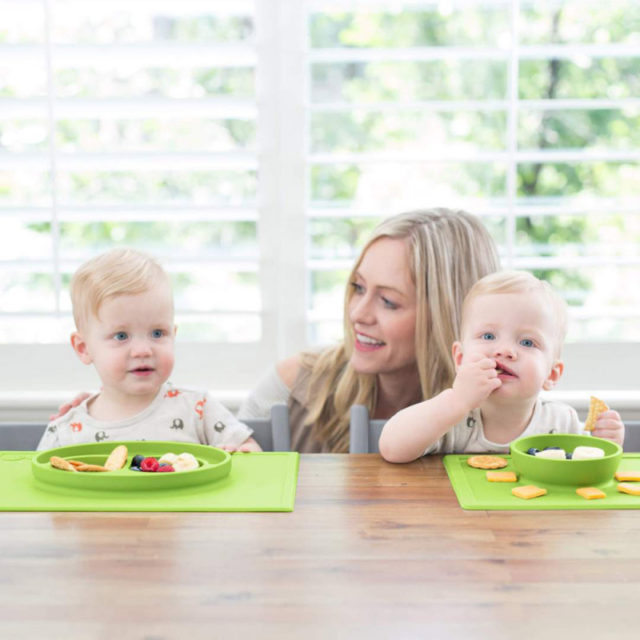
238,208,500,452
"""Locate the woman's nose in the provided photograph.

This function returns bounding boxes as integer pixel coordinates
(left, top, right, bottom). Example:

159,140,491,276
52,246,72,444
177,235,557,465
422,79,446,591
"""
349,294,375,324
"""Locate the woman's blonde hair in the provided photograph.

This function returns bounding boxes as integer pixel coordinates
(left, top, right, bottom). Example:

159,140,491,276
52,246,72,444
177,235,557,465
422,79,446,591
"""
301,208,500,452
71,248,171,330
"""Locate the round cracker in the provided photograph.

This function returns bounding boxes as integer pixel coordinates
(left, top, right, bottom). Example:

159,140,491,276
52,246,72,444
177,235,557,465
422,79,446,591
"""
466,455,508,470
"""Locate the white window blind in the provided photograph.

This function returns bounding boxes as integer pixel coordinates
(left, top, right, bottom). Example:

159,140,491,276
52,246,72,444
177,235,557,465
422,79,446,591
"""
0,0,638,398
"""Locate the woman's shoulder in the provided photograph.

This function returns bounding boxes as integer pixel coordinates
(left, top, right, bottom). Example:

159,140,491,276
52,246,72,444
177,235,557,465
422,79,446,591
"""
276,354,302,390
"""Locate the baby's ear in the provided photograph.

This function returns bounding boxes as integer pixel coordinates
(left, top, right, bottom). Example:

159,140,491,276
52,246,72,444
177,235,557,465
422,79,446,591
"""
70,332,92,365
542,359,564,390
452,341,464,370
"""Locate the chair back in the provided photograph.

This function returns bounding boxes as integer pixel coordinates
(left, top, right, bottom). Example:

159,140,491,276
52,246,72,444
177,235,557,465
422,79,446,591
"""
349,405,386,453
623,421,640,452
243,403,291,451
0,422,47,450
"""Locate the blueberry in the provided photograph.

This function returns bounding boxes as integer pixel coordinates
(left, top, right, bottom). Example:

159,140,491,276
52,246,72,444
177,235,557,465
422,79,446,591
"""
131,454,145,468
565,452,573,459
543,446,561,450
527,447,540,456
130,466,141,472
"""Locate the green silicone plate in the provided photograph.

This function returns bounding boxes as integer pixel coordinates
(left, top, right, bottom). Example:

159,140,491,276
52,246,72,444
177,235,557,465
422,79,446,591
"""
32,441,231,491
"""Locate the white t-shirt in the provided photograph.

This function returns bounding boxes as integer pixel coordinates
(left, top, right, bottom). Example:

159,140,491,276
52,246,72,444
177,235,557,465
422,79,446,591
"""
424,399,582,455
37,383,253,451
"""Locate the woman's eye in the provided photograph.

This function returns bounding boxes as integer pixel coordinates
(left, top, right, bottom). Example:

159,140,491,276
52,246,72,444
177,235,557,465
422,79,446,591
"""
520,338,535,348
114,332,128,341
481,333,495,341
152,329,165,339
350,282,364,294
382,296,398,310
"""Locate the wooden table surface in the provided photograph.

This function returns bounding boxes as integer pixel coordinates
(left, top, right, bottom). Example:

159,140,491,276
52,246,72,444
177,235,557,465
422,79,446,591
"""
1,454,639,639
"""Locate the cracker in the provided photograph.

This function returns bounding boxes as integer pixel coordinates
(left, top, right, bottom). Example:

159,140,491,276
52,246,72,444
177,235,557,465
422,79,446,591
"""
617,483,640,496
104,445,128,471
50,456,77,472
74,463,108,472
614,470,640,482
486,471,518,482
584,395,608,432
576,487,606,500
511,485,547,500
466,455,508,470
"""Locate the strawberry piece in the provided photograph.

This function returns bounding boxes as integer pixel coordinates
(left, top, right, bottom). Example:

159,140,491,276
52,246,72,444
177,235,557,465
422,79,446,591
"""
140,457,159,472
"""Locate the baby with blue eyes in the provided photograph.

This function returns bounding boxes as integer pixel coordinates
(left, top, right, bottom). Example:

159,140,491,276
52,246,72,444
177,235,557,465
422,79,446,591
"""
37,248,260,453
378,270,624,463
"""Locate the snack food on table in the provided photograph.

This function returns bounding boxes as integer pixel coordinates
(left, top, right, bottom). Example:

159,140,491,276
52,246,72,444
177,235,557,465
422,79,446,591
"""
617,483,640,496
104,444,128,471
614,470,640,482
576,487,606,500
584,395,608,432
572,446,605,461
50,456,78,472
535,448,567,460
466,455,508,470
511,485,547,500
486,471,518,482
172,452,199,472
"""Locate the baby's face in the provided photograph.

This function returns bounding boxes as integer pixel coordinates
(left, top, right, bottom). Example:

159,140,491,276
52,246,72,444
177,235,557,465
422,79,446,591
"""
459,291,561,400
79,283,175,403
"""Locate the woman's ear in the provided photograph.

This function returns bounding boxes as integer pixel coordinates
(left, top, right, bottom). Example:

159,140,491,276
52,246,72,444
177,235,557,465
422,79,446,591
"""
70,332,92,365
542,359,564,390
452,341,464,370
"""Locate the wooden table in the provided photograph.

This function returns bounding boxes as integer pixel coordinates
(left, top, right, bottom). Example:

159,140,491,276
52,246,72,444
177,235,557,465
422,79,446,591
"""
1,454,639,639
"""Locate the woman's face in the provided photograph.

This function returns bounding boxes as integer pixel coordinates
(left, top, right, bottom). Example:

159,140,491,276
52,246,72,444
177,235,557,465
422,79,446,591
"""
347,236,418,377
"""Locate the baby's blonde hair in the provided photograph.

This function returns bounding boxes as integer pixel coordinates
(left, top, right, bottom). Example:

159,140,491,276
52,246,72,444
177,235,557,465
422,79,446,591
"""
461,270,568,356
71,248,171,330
302,208,500,452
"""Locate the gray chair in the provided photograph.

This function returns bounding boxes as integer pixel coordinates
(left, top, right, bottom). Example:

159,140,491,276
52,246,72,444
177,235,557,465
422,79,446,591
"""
0,422,47,450
623,421,640,452
349,404,386,453
243,403,291,451
0,404,291,452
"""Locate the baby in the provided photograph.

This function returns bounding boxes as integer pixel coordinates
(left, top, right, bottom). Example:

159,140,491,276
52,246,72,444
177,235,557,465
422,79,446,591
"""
37,248,261,452
379,270,625,463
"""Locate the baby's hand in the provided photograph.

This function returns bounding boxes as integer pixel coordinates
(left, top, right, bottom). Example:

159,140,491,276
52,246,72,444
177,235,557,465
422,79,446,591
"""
452,354,501,411
219,437,262,453
591,409,625,447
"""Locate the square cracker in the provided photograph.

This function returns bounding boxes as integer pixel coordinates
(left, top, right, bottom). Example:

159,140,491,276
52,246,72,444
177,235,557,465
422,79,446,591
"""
584,395,608,432
486,471,518,482
617,483,640,496
614,470,640,482
576,487,606,500
512,485,547,500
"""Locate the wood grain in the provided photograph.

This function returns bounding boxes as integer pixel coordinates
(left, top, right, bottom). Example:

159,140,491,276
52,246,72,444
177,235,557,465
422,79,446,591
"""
1,454,639,639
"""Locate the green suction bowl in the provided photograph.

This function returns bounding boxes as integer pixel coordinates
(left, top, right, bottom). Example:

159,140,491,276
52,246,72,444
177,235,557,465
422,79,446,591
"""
510,434,622,486
32,441,232,491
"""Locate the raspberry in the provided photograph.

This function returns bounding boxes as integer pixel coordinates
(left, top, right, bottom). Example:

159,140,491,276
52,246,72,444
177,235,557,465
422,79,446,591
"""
140,457,159,472
157,464,175,473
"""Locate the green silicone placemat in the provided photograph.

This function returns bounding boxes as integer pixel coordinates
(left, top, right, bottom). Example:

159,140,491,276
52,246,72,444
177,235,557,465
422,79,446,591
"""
444,453,640,510
0,451,299,512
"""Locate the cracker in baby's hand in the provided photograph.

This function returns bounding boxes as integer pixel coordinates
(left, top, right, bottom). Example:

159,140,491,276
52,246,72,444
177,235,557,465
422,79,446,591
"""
486,471,518,482
584,395,608,432
104,445,128,471
466,455,508,470
512,485,547,500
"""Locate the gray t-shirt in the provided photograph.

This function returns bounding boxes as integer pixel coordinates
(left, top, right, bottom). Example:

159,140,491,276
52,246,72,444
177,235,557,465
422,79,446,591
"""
38,382,253,450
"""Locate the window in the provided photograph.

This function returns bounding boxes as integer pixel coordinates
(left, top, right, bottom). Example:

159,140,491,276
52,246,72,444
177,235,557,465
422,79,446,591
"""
1,0,638,399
